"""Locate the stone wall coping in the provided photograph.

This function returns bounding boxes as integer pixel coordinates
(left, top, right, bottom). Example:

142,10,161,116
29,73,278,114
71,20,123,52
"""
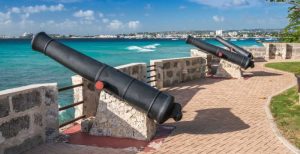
151,56,204,63
0,83,57,96
115,63,146,69
244,46,266,49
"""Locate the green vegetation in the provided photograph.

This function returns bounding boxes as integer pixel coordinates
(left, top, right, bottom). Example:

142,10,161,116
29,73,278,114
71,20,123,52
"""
267,0,300,42
270,87,300,148
266,61,300,148
265,62,300,75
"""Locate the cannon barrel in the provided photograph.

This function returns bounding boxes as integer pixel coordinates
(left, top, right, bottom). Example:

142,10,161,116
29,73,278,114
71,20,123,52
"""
215,36,253,59
186,35,254,69
31,32,182,124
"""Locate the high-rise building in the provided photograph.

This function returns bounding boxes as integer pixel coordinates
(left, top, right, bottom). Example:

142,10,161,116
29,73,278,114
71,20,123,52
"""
216,30,223,36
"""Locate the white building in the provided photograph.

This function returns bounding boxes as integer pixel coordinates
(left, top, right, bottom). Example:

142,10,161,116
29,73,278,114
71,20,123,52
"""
243,34,249,38
216,30,223,36
21,32,33,38
228,31,238,37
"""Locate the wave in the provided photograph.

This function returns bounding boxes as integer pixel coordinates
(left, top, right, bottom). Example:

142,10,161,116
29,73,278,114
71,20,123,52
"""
126,43,160,52
127,46,154,52
143,43,160,49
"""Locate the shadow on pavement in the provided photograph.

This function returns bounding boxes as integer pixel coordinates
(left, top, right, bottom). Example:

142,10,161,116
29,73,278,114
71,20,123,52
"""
245,71,282,77
171,108,250,134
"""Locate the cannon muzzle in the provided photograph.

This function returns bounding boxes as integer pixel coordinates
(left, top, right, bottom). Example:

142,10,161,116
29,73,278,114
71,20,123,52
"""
186,35,254,69
215,36,253,59
32,32,182,124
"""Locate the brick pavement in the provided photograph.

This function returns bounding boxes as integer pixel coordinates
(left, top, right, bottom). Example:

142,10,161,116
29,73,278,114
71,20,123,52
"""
142,62,296,154
26,62,297,154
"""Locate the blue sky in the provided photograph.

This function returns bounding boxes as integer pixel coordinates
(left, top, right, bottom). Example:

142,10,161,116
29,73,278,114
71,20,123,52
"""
0,0,291,35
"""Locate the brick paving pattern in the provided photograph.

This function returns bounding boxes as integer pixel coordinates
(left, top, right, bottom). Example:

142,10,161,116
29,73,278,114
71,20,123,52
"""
142,62,296,154
27,62,296,154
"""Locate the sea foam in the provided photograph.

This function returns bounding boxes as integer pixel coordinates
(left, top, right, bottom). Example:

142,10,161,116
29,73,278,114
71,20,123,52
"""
126,43,160,52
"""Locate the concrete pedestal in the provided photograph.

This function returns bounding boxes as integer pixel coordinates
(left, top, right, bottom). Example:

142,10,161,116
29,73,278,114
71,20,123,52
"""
78,63,157,141
215,60,242,78
88,91,157,141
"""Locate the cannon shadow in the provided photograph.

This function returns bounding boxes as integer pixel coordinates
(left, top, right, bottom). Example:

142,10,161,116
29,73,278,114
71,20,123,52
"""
244,71,282,77
170,108,250,135
163,78,250,134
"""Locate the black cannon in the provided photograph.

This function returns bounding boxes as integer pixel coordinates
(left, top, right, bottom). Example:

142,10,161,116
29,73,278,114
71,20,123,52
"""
31,32,182,124
186,35,254,69
215,36,253,59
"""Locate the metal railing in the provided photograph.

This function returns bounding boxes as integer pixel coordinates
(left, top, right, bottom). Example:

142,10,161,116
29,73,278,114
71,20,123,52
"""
58,83,83,92
147,65,157,88
58,83,86,128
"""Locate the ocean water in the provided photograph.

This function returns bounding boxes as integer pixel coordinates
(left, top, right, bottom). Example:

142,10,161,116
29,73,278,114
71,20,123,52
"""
0,38,262,122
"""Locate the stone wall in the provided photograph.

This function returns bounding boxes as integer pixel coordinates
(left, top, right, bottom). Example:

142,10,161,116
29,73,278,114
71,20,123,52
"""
72,63,156,141
191,49,219,74
288,43,300,59
264,43,288,59
150,57,207,89
263,43,300,60
243,47,267,60
0,84,58,154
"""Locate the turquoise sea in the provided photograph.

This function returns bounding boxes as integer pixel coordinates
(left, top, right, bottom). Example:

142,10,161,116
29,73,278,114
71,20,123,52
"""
0,38,262,122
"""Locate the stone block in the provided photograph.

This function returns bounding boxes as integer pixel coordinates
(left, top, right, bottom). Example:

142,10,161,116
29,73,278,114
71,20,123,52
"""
89,91,157,141
0,97,9,118
0,115,30,139
166,71,173,78
45,127,57,139
186,60,190,66
4,135,43,154
45,108,59,132
45,89,56,106
164,62,170,69
81,117,95,133
12,90,41,112
34,113,43,127
215,60,242,78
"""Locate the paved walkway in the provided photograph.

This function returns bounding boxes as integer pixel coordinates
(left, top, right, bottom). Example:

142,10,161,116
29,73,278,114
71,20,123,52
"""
27,62,297,154
144,62,296,154
25,143,136,154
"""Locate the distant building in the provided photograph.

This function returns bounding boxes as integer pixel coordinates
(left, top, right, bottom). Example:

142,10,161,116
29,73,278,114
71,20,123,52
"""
209,32,215,36
20,32,33,39
228,31,238,37
216,30,223,36
242,34,249,38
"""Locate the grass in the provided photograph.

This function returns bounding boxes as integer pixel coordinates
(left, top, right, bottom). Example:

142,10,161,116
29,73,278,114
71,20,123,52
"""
265,62,300,75
266,61,300,148
270,87,300,148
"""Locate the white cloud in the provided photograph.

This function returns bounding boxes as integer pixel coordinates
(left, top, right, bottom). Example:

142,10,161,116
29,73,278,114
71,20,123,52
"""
128,21,140,29
73,10,95,20
11,7,21,13
213,15,224,22
102,18,109,23
0,12,11,25
99,12,104,18
189,0,257,8
107,20,123,30
8,4,64,16
179,5,187,10
21,4,64,14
